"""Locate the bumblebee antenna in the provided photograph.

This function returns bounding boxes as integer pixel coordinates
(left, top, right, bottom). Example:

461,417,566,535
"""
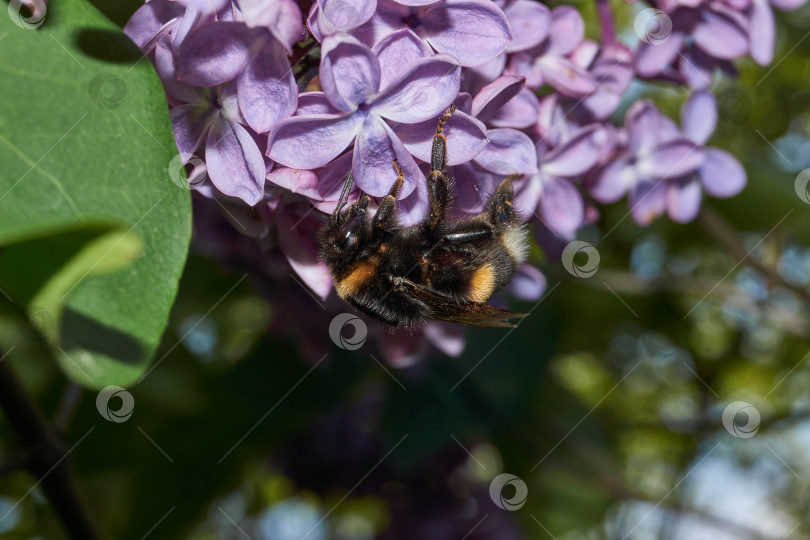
335,171,355,215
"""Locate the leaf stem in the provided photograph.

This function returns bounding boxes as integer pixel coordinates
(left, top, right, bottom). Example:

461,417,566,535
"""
0,352,102,540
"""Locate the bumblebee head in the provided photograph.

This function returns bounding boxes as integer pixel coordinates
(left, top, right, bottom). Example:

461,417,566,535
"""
319,173,371,276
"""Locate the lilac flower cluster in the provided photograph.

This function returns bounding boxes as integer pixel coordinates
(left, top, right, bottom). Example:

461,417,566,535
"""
126,0,803,356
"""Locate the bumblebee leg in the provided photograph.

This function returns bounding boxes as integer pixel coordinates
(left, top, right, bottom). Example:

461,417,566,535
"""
443,228,492,245
341,193,370,224
373,160,405,230
423,106,456,231
489,174,520,227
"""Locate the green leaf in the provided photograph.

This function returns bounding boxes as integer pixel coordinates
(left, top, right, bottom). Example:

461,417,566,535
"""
0,0,192,388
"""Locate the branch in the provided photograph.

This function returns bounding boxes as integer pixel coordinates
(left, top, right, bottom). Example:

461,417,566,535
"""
698,207,810,306
0,352,102,540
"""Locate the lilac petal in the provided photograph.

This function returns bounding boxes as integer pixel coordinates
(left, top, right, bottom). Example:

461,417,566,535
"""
395,109,487,165
699,148,746,197
506,264,547,301
474,128,538,175
589,157,636,203
317,0,377,34
295,92,341,115
536,93,565,147
471,75,525,122
537,56,596,97
452,161,495,213
177,0,229,12
488,88,540,129
372,55,461,123
351,0,410,47
352,116,422,197
546,6,584,57
237,41,297,133
170,104,211,158
268,113,362,169
506,51,544,88
682,90,717,145
266,167,321,199
462,53,507,93
307,4,324,42
319,35,381,112
635,31,684,77
693,7,749,60
570,39,599,68
771,0,806,9
626,100,679,155
421,0,512,67
124,0,184,51
543,125,607,177
378,328,427,367
583,43,633,119
423,322,465,357
394,0,445,6
638,139,705,179
749,0,775,65
679,47,715,91
172,5,204,51
315,151,354,205
513,174,541,219
504,0,550,53
373,28,433,89
629,179,667,226
275,209,334,301
667,177,702,223
539,175,584,234
206,118,266,205
155,35,202,104
177,22,253,86
240,0,304,51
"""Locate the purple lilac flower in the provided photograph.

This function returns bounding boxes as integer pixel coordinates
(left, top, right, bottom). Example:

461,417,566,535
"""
504,124,611,234
176,21,298,134
505,6,597,97
267,34,461,217
311,0,512,67
667,91,747,222
587,93,745,225
155,36,270,204
749,0,807,64
635,2,748,89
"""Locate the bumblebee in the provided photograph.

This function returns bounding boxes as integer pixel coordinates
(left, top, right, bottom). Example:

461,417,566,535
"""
320,106,529,328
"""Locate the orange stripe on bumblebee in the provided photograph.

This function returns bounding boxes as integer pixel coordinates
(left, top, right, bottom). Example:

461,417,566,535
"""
468,263,496,303
335,260,377,299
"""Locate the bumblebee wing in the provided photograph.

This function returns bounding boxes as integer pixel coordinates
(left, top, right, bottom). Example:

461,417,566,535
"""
394,277,526,328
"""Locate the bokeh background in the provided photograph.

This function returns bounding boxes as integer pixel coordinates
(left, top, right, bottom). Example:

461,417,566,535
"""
3,0,810,538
